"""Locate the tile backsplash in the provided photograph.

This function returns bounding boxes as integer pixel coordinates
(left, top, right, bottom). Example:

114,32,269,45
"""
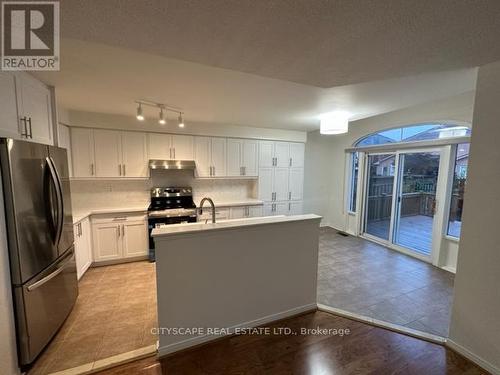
70,170,258,212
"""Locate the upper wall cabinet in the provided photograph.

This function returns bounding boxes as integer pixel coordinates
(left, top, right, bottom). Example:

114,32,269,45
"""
0,72,54,145
259,141,304,168
71,128,95,177
226,138,258,177
194,136,226,177
148,133,193,160
71,128,148,178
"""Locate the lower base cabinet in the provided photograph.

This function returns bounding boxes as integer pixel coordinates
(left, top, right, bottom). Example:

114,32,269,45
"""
92,213,148,263
229,205,263,219
263,201,303,216
74,217,92,280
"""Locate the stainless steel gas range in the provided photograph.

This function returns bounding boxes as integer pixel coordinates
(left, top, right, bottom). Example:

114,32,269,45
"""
147,187,197,261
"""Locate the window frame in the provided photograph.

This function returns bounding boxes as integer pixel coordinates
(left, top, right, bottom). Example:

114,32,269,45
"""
347,152,359,214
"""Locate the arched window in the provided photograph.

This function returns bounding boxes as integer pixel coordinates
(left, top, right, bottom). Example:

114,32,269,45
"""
354,124,471,147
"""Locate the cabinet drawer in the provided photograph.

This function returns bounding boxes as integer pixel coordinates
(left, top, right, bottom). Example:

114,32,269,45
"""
91,212,147,224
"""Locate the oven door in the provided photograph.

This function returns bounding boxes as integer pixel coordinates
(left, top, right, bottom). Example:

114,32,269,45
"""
147,215,197,261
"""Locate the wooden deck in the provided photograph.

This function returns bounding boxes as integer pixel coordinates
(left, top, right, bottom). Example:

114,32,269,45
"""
366,215,434,254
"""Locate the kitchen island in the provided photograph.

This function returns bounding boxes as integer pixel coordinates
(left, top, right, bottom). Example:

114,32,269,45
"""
151,214,321,356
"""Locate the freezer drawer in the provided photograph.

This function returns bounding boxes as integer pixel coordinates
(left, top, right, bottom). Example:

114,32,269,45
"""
15,247,78,366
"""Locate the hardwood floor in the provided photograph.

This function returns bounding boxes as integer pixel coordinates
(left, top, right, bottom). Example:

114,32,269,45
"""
93,311,485,375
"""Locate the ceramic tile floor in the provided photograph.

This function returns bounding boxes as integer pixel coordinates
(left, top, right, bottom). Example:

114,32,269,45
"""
317,227,455,337
29,261,157,375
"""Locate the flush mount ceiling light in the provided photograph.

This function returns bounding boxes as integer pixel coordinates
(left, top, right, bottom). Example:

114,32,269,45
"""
320,112,350,135
135,100,185,127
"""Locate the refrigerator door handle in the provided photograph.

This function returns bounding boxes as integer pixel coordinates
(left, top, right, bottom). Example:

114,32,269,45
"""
26,251,74,292
46,157,64,247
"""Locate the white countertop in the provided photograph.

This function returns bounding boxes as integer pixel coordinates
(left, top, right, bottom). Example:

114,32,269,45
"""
194,198,263,208
151,214,322,237
72,205,148,223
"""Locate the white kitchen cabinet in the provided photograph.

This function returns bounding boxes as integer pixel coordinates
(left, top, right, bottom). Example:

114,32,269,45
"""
148,133,193,160
258,168,274,202
148,133,171,160
194,136,226,177
288,168,304,200
227,138,258,177
274,142,290,167
0,72,54,144
122,220,149,258
288,201,303,215
92,213,148,263
74,217,92,280
289,143,305,168
248,205,263,217
258,167,289,202
16,73,53,145
171,134,194,160
193,136,211,177
71,128,95,177
0,73,21,139
121,131,148,177
258,141,275,168
92,222,122,262
94,129,122,178
229,205,263,219
274,168,289,201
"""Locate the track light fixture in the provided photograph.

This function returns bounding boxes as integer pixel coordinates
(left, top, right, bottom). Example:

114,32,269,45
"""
159,108,166,125
134,100,185,127
178,113,184,128
136,103,144,121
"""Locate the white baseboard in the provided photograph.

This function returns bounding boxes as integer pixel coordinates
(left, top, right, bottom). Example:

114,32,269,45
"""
446,339,500,375
318,304,445,344
157,303,317,357
440,265,456,274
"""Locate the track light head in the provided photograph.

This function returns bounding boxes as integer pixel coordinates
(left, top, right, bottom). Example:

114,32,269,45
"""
158,108,166,125
136,103,144,121
178,113,185,128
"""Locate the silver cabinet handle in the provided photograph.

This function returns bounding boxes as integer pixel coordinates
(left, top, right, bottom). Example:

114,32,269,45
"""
123,164,126,176
213,166,215,176
27,117,33,138
289,202,291,211
113,217,127,221
20,117,28,137
90,163,94,175
289,191,292,200
289,158,292,167
173,148,176,159
118,164,122,176
122,224,125,237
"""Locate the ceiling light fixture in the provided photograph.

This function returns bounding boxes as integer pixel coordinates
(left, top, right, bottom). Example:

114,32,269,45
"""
158,108,166,125
136,103,144,121
178,113,185,128
320,112,350,135
134,100,184,127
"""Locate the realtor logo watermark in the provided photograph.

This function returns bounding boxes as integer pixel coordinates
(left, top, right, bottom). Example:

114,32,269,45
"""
1,1,59,70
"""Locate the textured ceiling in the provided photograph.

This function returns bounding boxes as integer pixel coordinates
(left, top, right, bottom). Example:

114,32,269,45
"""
60,0,500,87
33,40,476,131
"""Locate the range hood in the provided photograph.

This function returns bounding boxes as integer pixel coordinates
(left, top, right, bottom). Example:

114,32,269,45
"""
149,159,196,170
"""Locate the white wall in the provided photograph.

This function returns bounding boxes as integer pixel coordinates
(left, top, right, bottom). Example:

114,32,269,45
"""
64,109,307,143
0,171,21,375
448,61,500,374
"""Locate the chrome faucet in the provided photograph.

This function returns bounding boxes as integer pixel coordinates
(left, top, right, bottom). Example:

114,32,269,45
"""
199,197,216,223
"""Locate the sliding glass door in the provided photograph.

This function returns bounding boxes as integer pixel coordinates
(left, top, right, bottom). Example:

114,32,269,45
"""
393,152,440,256
365,154,396,241
363,150,441,259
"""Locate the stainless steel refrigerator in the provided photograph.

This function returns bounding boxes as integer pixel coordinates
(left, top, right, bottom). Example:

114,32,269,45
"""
0,138,77,367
